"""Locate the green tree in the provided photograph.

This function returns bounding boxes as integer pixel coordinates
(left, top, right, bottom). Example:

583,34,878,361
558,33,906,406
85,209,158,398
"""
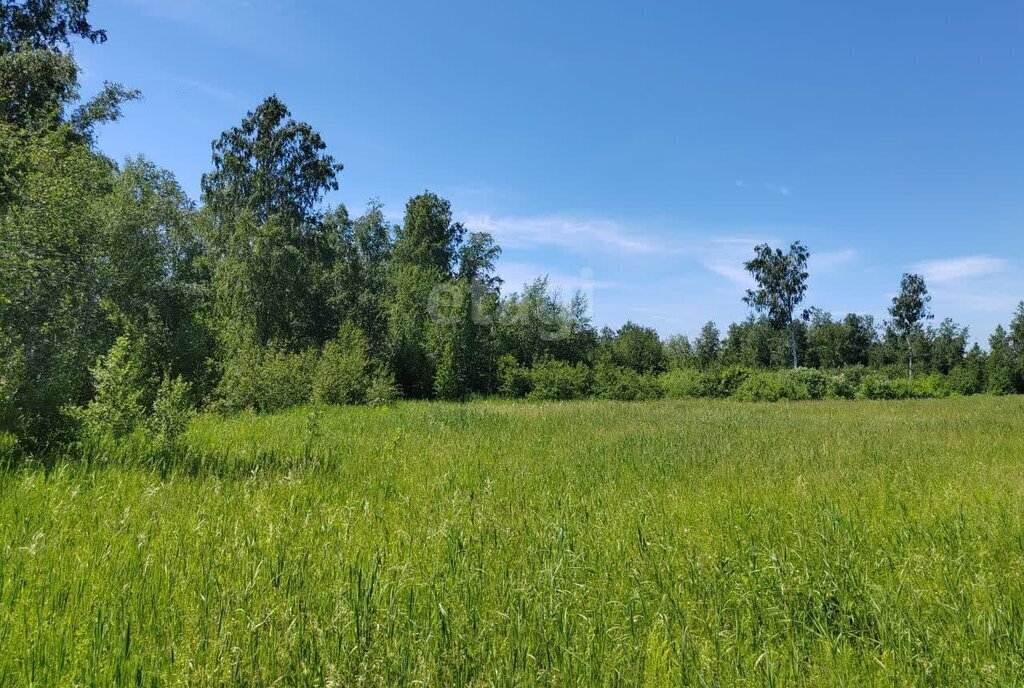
72,334,148,440
929,318,968,375
610,322,666,374
201,95,341,228
387,192,464,397
327,200,393,362
496,277,596,368
1,0,106,51
0,124,111,439
694,321,721,369
987,325,1015,394
313,322,371,405
663,334,694,368
200,96,343,352
888,273,932,379
743,241,810,369
805,308,845,369
1008,302,1024,393
840,313,876,366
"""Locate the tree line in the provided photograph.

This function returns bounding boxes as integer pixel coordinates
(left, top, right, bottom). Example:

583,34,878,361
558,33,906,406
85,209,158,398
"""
2,2,1023,450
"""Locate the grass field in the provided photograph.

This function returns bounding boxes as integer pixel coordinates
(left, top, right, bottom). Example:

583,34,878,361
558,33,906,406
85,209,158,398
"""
3,398,1024,686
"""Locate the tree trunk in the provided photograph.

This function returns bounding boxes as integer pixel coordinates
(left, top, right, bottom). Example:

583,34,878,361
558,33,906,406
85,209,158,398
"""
790,325,798,369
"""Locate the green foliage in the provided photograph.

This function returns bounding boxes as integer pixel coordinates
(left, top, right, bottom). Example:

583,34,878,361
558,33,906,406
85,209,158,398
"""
784,368,830,400
734,371,810,402
1,0,107,51
889,273,933,378
857,372,951,400
0,334,23,429
1010,302,1024,393
527,358,592,401
201,95,341,227
743,241,810,368
148,374,194,443
987,325,1016,395
660,368,717,399
71,334,148,439
609,321,666,374
215,344,315,414
365,370,399,407
591,360,663,401
693,321,721,369
432,339,462,401
312,323,371,405
496,277,597,368
714,365,753,398
497,354,532,398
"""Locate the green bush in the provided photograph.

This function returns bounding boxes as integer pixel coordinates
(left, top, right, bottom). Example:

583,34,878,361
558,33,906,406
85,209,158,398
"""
661,368,711,399
148,375,195,442
857,373,899,400
784,368,829,400
366,370,400,407
948,364,984,396
497,355,532,398
858,373,951,400
734,371,810,402
71,335,149,440
0,342,24,432
905,372,950,401
713,366,754,398
528,359,592,401
313,323,371,405
592,361,663,401
823,372,856,400
215,344,316,413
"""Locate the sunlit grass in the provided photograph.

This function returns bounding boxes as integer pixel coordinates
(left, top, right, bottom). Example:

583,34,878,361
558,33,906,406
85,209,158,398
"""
2,398,1023,685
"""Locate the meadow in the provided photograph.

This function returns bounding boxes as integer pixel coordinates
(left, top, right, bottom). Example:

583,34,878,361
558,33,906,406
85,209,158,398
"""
2,397,1024,686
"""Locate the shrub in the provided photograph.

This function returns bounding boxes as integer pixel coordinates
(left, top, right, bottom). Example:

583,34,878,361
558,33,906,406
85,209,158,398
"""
215,344,316,413
895,374,951,399
148,375,195,443
734,371,809,402
949,364,984,396
497,355,532,398
366,370,400,407
660,368,717,399
713,366,753,398
858,373,951,400
823,372,856,400
0,342,24,431
72,335,149,440
0,431,20,466
857,373,899,400
785,368,829,400
528,359,591,401
313,323,371,405
592,361,663,401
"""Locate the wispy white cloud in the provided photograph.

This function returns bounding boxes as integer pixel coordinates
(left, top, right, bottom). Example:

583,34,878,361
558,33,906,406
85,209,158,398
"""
168,76,240,105
763,183,791,197
699,237,764,289
699,239,858,289
464,213,663,254
814,248,859,272
497,261,620,295
913,255,1009,284
117,0,293,47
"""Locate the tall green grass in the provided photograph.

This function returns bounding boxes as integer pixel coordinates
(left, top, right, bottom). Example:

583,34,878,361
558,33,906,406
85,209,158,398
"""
2,398,1023,685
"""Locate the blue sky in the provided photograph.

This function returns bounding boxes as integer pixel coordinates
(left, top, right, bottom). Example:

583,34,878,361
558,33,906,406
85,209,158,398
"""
78,0,1023,341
